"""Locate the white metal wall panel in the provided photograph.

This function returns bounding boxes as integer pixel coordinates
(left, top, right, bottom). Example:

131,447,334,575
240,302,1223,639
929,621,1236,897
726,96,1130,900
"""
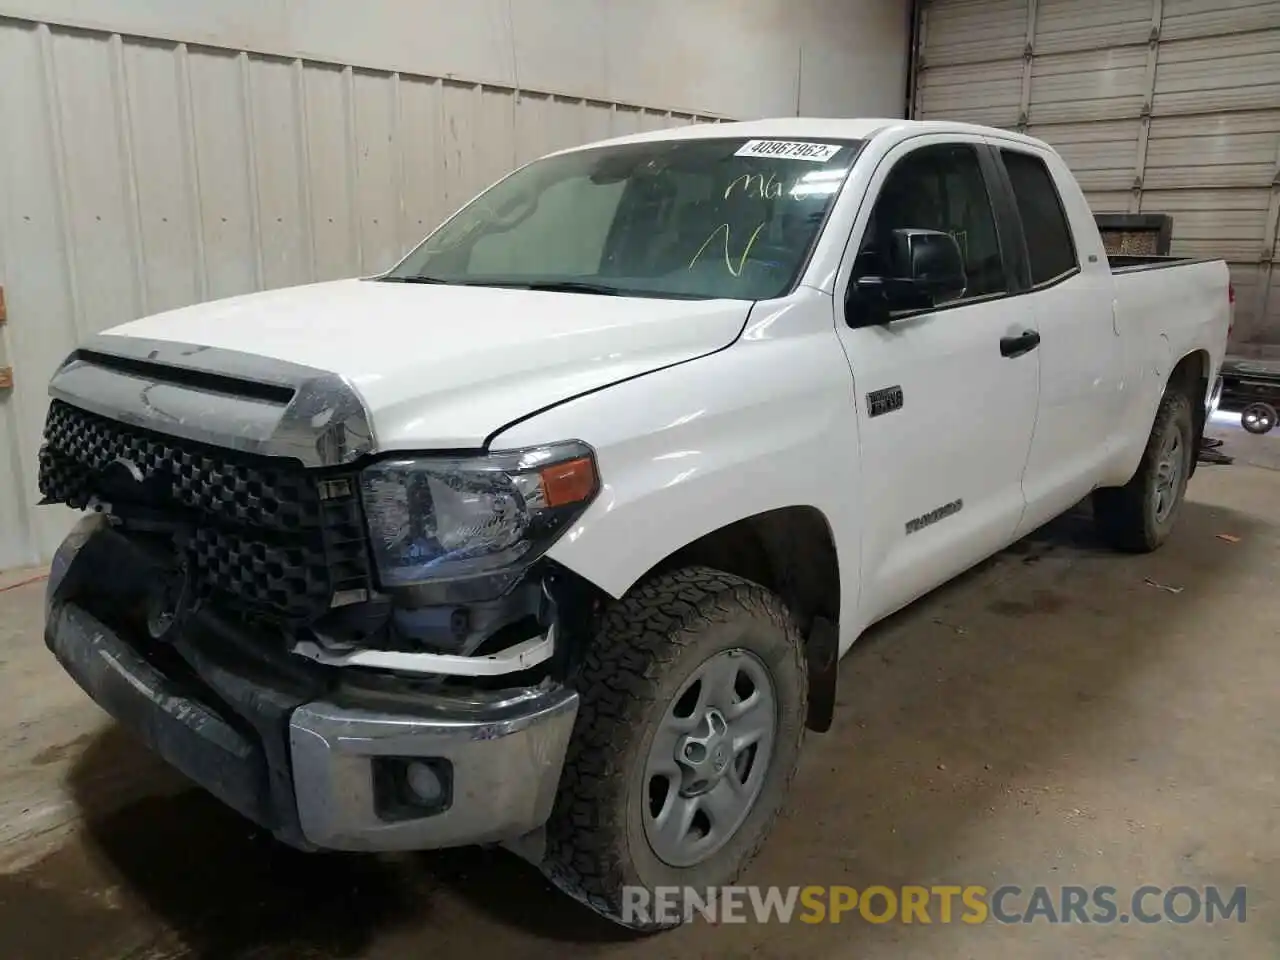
920,0,1030,65
0,0,912,121
915,59,1026,127
1034,0,1153,54
1086,191,1142,213
1149,12,1280,343
914,0,1027,126
915,0,1280,351
1041,120,1143,193
122,42,200,315
1154,29,1280,115
1141,189,1272,261
1266,270,1280,335
0,18,726,570
1143,111,1280,189
1162,0,1280,41
248,57,309,293
1029,49,1150,123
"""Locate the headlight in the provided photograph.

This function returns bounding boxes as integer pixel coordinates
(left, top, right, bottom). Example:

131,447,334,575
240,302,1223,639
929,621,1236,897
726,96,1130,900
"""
360,441,599,589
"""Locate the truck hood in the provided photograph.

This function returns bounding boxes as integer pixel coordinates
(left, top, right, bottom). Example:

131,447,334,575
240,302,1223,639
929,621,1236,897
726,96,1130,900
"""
105,279,752,450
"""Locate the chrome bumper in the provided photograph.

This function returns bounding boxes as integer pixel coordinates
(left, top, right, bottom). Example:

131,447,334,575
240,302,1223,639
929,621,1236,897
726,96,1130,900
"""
290,686,577,851
44,516,578,852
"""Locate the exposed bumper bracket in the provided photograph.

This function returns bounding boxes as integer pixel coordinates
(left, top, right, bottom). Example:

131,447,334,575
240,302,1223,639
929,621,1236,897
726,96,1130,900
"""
290,627,555,677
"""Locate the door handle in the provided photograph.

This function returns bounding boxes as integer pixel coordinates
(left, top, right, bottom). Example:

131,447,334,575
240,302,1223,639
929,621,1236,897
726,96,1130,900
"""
1000,329,1041,358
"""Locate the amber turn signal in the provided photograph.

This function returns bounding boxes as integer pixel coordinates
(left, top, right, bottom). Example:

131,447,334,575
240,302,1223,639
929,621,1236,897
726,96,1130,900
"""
540,456,597,507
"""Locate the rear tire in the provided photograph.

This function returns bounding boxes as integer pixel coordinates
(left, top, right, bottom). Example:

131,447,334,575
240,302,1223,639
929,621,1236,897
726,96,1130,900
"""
542,566,807,931
1093,389,1194,553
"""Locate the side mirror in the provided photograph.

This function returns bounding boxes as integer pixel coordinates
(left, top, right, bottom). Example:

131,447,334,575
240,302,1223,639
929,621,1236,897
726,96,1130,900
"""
847,228,968,325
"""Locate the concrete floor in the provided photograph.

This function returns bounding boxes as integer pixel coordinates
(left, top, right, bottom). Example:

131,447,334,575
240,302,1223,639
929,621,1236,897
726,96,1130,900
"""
0,421,1277,959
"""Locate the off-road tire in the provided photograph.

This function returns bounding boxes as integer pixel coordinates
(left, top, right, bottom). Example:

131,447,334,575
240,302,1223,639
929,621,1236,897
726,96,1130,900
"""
542,566,807,931
1093,389,1194,552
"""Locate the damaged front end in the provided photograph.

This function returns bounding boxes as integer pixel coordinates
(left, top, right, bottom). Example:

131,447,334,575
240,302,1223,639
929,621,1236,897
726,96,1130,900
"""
38,337,602,853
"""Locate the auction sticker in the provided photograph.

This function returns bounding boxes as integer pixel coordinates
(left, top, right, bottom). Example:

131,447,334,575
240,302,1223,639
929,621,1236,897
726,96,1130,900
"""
734,139,842,162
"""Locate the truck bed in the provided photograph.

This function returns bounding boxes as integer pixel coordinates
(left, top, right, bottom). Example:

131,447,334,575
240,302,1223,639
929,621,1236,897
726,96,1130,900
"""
1107,254,1214,273
1106,255,1232,418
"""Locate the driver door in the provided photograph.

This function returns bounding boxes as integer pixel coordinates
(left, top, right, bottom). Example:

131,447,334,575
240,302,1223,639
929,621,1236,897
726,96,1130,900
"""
835,136,1041,625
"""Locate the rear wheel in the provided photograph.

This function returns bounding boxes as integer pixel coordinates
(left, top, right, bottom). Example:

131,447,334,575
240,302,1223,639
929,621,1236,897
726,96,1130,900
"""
542,566,807,930
1093,389,1193,553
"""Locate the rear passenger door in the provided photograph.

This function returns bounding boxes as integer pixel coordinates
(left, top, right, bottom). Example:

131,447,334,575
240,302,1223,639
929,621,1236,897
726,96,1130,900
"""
992,144,1123,535
835,136,1041,626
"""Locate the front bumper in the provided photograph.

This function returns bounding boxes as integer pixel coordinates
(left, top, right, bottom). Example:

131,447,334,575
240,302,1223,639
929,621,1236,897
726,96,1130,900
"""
44,516,578,852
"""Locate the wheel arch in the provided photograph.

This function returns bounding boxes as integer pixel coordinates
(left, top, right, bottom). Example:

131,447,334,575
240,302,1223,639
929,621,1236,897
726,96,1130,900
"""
554,505,844,733
645,505,843,734
1169,348,1210,401
644,505,841,635
1169,348,1211,475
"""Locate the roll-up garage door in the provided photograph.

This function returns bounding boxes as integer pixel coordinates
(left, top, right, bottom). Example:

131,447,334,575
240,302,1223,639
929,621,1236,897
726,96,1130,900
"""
913,0,1280,348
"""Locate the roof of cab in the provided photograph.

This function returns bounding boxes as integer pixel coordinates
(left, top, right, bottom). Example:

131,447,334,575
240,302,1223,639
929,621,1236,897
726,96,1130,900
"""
549,117,1052,156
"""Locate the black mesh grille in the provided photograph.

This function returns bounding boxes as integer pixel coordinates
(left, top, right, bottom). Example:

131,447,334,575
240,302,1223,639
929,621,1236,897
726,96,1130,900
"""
38,400,372,620
38,401,321,530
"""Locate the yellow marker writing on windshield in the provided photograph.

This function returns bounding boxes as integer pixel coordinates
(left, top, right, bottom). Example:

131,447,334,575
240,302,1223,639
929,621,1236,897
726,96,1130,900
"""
688,222,767,277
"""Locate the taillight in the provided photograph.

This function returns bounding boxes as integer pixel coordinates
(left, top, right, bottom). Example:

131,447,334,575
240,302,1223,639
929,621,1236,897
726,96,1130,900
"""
1228,282,1235,338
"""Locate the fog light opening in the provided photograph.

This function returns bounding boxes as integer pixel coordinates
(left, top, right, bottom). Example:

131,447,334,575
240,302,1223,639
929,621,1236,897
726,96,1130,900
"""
406,760,445,805
374,756,454,821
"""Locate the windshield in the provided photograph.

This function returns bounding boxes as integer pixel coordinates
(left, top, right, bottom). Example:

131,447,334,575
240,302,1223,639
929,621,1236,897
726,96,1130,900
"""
383,137,864,301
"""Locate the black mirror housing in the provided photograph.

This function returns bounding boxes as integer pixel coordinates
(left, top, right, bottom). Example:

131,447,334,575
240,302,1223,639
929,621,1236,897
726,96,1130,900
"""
847,228,968,326
887,228,967,303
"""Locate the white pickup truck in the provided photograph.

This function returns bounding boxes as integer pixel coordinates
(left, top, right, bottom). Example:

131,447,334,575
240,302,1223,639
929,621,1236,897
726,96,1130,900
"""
39,118,1229,928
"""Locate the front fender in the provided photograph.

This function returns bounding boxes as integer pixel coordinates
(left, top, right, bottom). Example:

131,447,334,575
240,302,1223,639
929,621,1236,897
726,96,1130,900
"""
489,328,865,654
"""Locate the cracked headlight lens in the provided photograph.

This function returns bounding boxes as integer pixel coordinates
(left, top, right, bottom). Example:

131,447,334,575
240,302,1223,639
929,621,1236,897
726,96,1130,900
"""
360,442,599,588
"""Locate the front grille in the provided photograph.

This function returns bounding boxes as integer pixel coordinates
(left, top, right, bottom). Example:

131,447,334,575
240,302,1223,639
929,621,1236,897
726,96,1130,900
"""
39,400,372,621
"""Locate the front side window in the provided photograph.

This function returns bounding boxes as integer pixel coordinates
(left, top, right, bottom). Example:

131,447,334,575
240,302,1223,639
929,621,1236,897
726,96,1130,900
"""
1000,149,1078,286
853,143,1006,303
384,137,863,301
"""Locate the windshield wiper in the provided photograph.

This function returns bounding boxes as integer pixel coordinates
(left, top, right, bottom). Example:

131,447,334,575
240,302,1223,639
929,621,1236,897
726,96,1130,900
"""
376,274,447,284
377,275,708,299
464,279,622,296
525,280,625,296
376,275,621,295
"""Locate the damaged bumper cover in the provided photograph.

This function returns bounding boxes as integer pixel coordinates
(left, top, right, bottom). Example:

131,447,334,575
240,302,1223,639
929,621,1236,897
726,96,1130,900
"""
44,516,579,852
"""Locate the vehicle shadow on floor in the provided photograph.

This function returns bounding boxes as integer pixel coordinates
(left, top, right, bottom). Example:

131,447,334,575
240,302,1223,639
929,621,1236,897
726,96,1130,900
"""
1,497,1263,959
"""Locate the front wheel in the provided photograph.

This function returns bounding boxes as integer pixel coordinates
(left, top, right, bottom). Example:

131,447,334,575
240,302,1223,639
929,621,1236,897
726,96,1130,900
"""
1093,389,1194,553
542,566,807,930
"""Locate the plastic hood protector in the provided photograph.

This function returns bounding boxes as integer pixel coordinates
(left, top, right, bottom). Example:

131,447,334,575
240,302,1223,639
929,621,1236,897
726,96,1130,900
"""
104,278,754,450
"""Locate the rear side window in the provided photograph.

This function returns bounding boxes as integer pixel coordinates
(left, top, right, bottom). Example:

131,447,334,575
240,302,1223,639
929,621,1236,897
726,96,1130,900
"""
1000,150,1078,285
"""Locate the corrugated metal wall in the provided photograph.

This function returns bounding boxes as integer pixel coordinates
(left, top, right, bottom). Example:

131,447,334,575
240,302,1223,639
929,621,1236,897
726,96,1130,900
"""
0,2,913,571
0,17,724,570
913,0,1280,349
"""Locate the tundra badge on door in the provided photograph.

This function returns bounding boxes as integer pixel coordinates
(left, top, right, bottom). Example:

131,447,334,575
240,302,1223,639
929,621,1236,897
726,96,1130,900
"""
905,499,964,535
867,385,904,418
